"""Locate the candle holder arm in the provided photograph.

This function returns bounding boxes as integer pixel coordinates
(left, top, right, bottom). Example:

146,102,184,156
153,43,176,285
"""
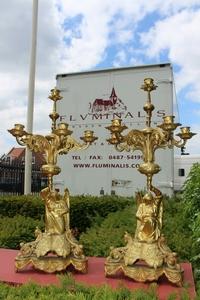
13,133,50,155
16,136,27,147
115,142,142,153
20,134,50,153
168,136,187,149
58,135,91,155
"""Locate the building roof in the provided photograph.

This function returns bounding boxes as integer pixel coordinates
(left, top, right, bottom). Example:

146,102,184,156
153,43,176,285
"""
4,147,45,166
56,62,171,79
7,147,25,159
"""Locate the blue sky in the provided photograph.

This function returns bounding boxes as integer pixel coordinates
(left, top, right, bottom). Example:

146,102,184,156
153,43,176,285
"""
1,0,200,155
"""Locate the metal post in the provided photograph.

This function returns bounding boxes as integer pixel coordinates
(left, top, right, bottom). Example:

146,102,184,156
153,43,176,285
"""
24,0,38,194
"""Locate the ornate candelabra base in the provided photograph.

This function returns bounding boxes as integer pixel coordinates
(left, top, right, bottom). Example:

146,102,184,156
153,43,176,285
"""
15,255,87,273
15,227,87,273
105,261,183,286
105,233,183,286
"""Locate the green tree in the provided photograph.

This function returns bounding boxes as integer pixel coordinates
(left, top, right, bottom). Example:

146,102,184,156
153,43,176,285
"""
182,163,200,282
182,163,200,221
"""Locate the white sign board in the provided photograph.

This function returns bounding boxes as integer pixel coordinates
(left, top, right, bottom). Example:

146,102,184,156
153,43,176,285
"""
56,64,174,196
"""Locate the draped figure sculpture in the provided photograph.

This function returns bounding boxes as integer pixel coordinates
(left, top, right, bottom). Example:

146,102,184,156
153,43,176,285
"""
41,187,70,235
35,187,71,258
135,191,163,243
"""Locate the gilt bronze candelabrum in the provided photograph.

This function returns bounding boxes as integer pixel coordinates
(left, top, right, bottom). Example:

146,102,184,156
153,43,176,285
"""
8,87,97,273
105,78,195,286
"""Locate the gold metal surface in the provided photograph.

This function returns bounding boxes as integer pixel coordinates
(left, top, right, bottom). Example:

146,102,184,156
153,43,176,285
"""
105,78,195,286
8,87,97,273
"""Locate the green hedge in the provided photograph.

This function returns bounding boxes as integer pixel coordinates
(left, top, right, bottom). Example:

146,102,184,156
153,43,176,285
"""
80,206,136,256
0,195,43,219
79,196,194,261
70,195,132,233
0,215,44,249
0,194,199,295
0,194,196,262
0,195,132,234
0,275,194,300
162,197,194,261
181,163,200,282
0,194,194,260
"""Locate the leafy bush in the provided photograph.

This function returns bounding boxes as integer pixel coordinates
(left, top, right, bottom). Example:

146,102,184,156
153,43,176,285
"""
0,195,131,234
80,196,193,260
181,163,200,283
0,194,192,261
191,214,200,282
0,195,44,219
0,193,196,263
70,195,132,233
80,205,136,256
0,215,44,249
162,196,193,261
0,193,199,297
0,274,196,299
79,195,200,292
182,163,200,221
0,275,176,300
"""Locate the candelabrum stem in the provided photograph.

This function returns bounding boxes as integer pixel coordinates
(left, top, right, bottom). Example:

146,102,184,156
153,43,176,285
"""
48,175,53,190
52,101,57,131
147,91,151,127
147,174,152,191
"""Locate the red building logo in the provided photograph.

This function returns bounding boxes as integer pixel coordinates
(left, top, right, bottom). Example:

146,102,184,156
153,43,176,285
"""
89,88,127,113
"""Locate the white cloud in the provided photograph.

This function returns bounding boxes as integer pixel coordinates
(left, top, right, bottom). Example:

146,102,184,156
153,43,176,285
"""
140,9,200,101
113,50,127,67
1,0,200,157
158,0,200,15
56,0,158,71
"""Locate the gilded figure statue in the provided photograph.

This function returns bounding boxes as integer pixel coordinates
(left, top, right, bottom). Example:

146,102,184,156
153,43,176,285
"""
135,192,162,243
41,187,69,235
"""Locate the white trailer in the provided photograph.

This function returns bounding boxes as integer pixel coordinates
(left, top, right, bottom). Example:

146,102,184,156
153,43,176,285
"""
56,63,175,196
